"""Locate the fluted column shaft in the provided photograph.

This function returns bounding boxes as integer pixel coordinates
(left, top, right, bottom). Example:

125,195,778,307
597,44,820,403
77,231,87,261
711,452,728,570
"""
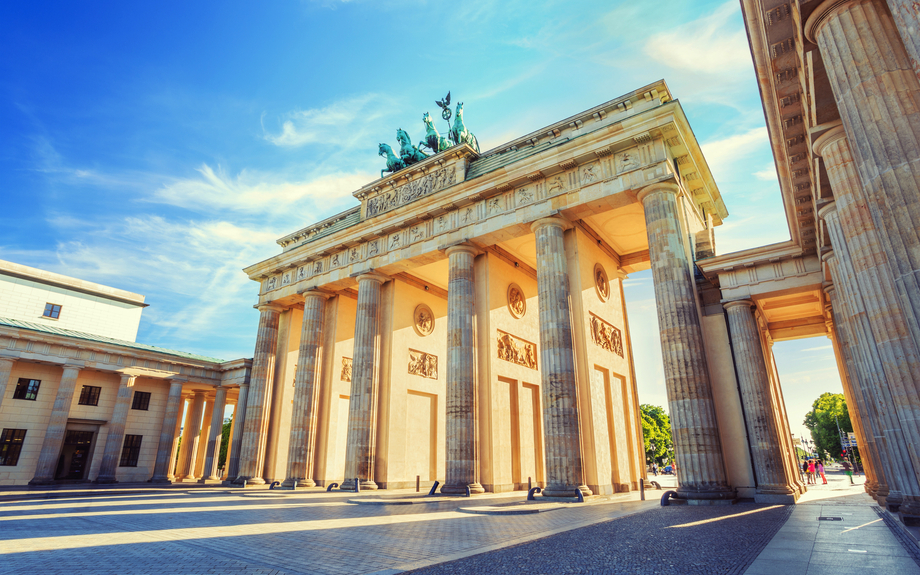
151,380,185,482
531,217,590,498
724,301,796,500
807,0,920,360
638,183,732,500
167,395,187,481
0,358,15,413
235,304,283,484
442,245,484,495
823,248,905,508
30,365,82,484
177,391,205,481
194,399,214,477
226,384,248,480
95,374,137,483
202,387,228,481
343,273,387,491
284,291,330,488
885,1,920,84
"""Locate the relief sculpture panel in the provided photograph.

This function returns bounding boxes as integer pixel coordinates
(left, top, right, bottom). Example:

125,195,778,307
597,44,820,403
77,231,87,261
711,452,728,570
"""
496,330,537,369
589,313,624,357
341,357,353,382
408,349,438,379
365,166,457,218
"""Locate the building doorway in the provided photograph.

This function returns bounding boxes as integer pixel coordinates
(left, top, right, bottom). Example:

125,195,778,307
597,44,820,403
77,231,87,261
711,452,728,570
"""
55,430,95,481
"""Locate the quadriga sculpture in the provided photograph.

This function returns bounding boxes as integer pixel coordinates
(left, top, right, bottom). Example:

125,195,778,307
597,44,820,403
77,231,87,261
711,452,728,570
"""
449,102,480,153
397,128,428,167
418,112,453,154
379,143,406,179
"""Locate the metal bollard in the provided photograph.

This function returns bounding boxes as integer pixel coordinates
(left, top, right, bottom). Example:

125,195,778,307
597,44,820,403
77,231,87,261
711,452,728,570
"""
416,475,420,493
242,480,247,489
527,487,542,500
326,482,339,492
427,480,440,496
640,478,645,501
528,477,532,491
464,485,471,498
292,481,298,490
355,477,360,493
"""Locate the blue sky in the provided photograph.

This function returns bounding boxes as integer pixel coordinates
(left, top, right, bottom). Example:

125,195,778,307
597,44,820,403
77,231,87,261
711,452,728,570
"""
0,0,841,439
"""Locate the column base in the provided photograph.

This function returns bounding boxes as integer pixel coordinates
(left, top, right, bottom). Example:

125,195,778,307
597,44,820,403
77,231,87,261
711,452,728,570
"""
542,484,592,498
93,477,118,484
243,477,265,485
754,492,798,505
341,479,378,491
677,486,737,504
149,477,173,484
441,482,485,495
197,477,223,484
28,478,56,486
281,478,316,488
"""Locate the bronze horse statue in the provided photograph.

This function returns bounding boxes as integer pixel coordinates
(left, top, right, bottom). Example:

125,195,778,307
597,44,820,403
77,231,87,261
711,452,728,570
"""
379,143,405,178
418,112,453,154
397,128,428,166
449,102,479,153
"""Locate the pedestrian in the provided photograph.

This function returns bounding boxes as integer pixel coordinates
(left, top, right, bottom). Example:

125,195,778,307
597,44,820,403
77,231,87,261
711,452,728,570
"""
802,460,808,482
652,463,658,476
818,460,827,484
807,459,816,484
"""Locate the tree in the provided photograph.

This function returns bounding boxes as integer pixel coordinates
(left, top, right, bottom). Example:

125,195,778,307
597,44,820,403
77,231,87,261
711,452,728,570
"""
640,404,674,466
217,415,233,470
803,392,852,461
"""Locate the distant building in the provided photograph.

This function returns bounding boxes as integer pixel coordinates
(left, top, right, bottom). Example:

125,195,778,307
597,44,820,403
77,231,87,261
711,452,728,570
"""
0,260,250,486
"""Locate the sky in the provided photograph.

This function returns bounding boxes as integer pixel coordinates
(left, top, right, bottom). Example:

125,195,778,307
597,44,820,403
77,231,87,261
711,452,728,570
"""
0,0,841,440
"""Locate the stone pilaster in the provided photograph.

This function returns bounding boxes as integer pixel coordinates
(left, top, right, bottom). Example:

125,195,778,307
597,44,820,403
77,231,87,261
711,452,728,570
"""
95,374,137,483
807,0,920,366
343,272,387,491
225,384,248,481
151,379,185,483
201,386,228,482
822,249,904,509
176,391,205,481
442,244,485,495
724,300,797,503
235,304,283,484
638,182,733,502
283,291,330,488
0,358,15,413
30,364,82,484
531,217,590,498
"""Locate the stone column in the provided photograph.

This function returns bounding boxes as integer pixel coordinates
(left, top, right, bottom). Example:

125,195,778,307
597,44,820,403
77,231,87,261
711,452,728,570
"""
151,379,185,483
223,402,236,479
822,248,905,509
235,304,283,484
638,182,733,502
343,272,387,491
176,391,205,481
194,398,214,477
283,291,330,488
0,358,15,413
806,0,920,360
30,364,82,484
201,386,228,482
167,395,188,481
95,374,137,483
724,301,797,503
815,127,920,518
442,244,485,495
885,1,920,83
225,384,248,481
531,217,590,498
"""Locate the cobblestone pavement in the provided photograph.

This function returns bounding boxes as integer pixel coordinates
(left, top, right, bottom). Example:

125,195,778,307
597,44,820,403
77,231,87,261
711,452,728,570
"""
403,504,794,575
0,487,657,575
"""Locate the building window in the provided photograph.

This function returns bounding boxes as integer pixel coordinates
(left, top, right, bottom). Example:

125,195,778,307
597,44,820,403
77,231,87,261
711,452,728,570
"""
12,378,41,401
78,385,102,406
0,429,27,466
131,391,151,411
119,434,142,467
42,303,62,319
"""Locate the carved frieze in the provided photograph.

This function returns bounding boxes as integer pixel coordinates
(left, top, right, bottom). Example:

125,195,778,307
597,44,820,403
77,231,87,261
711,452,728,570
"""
580,162,599,185
507,284,526,319
616,149,641,173
341,357,353,382
408,349,438,379
546,175,566,195
496,330,537,369
365,166,457,218
414,304,434,337
589,313,624,357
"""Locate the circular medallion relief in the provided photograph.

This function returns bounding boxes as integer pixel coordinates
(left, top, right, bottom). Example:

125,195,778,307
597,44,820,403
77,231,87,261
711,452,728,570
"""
413,303,435,337
507,283,526,319
594,263,610,302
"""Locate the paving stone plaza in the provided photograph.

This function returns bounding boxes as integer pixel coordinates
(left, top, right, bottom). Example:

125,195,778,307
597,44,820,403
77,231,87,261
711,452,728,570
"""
1,470,919,574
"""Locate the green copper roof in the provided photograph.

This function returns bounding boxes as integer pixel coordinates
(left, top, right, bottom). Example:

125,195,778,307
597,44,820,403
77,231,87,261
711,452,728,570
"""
0,317,226,364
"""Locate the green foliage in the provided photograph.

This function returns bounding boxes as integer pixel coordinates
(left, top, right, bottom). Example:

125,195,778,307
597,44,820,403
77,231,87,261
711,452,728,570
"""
803,392,852,461
640,404,674,466
218,415,233,469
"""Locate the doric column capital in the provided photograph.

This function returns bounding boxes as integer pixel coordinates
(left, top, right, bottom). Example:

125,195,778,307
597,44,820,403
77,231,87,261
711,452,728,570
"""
616,269,629,281
821,249,837,264
804,0,861,43
530,215,572,234
817,200,838,221
444,242,482,258
723,299,755,312
255,302,285,314
355,271,388,285
0,357,15,368
118,374,137,386
823,281,837,297
636,181,680,206
299,288,332,302
812,122,847,157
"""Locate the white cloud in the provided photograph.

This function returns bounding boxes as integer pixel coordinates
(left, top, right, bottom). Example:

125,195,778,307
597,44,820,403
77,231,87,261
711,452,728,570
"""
262,94,383,148
754,163,779,182
800,345,833,353
701,127,769,182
